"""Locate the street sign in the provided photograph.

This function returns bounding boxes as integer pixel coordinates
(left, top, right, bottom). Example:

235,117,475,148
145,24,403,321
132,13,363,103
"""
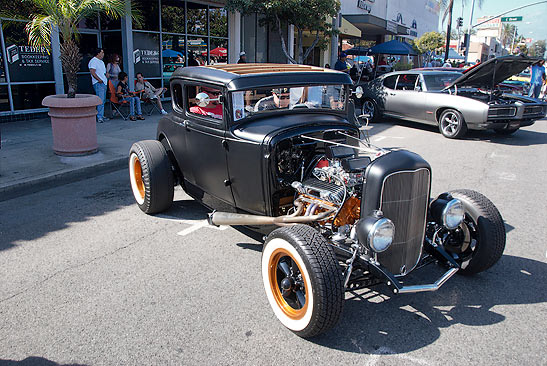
501,16,523,22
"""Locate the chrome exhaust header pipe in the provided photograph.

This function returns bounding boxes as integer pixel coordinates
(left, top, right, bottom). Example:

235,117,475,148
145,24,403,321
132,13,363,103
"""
208,200,335,227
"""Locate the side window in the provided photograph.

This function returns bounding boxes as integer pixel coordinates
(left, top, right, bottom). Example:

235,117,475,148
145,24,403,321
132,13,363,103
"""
383,75,398,89
172,83,183,111
186,85,223,120
396,74,419,91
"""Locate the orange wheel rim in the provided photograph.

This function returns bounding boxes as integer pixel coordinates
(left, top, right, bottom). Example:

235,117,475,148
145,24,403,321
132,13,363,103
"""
268,248,309,320
132,156,145,200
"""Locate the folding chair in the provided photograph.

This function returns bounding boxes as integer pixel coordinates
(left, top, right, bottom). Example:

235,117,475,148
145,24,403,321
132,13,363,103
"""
136,80,162,116
108,81,130,120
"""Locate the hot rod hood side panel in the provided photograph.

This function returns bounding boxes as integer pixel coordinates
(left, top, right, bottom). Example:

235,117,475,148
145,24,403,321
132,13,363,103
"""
447,55,541,89
231,113,356,144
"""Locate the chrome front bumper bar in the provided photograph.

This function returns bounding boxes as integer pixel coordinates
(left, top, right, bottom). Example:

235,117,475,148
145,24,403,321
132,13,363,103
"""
396,267,459,294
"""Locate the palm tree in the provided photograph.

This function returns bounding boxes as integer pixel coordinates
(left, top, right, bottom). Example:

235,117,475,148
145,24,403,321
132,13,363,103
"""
25,0,139,98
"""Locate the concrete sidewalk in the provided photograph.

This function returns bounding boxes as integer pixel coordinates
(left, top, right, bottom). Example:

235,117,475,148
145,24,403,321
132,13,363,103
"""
0,112,163,202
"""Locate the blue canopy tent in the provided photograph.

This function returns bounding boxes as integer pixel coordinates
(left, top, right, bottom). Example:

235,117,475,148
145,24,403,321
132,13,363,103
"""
345,46,371,56
369,39,417,56
162,49,184,58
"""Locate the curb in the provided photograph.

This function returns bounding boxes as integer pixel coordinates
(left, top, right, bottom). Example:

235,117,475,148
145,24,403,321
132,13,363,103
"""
0,157,127,202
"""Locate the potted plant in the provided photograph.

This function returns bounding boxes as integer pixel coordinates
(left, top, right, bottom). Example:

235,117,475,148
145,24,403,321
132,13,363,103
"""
24,0,137,156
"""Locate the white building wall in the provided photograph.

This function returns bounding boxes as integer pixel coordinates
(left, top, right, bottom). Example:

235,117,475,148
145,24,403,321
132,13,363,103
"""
387,0,440,38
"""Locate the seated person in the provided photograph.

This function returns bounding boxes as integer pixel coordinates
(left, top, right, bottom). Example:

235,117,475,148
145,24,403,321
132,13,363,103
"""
116,71,144,121
135,72,168,115
255,88,290,111
255,89,281,111
189,86,223,119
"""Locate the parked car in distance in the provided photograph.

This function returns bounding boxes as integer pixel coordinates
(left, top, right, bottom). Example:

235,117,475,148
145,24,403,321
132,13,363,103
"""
129,64,506,338
359,55,547,138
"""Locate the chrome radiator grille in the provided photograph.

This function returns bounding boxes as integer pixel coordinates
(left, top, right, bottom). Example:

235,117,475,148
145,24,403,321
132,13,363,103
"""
376,168,430,275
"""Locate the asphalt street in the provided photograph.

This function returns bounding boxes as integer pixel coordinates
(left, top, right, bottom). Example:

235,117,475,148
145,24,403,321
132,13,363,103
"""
1,119,546,366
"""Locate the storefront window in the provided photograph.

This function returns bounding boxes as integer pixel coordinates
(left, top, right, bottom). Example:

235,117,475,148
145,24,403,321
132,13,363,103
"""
3,21,54,83
187,37,207,65
100,14,121,30
133,32,161,78
187,3,207,36
256,16,268,63
241,14,256,63
77,33,100,72
209,38,228,64
162,0,185,34
101,32,123,64
11,83,55,110
0,46,5,83
133,0,160,31
76,17,99,30
209,8,227,38
0,86,9,111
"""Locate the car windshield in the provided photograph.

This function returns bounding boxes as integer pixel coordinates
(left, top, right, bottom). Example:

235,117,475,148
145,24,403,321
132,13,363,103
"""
423,72,462,90
231,85,346,122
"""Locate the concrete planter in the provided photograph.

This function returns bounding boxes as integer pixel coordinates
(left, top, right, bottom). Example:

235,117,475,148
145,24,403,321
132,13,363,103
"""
42,94,101,156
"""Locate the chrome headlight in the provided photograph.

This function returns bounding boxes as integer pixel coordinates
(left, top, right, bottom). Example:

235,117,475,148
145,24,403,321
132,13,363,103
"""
356,211,395,253
442,199,465,229
430,194,465,230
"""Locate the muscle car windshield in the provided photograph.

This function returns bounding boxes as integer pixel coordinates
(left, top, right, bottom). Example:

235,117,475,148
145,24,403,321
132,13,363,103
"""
231,85,346,121
423,73,461,90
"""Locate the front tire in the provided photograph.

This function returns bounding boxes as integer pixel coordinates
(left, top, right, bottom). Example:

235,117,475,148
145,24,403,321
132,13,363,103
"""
439,109,467,139
361,99,379,122
129,140,174,214
445,189,506,275
262,225,344,338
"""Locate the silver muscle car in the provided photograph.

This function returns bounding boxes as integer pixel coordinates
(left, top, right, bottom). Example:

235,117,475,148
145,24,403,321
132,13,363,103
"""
359,55,547,138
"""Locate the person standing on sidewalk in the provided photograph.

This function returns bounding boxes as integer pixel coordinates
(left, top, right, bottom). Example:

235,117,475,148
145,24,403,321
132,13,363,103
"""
89,48,109,123
528,59,546,99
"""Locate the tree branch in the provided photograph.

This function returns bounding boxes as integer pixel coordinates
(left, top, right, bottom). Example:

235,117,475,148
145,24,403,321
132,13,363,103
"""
303,30,320,63
276,15,296,64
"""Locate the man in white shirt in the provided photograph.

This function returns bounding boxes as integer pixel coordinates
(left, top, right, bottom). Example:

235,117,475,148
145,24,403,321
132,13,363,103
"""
88,48,108,123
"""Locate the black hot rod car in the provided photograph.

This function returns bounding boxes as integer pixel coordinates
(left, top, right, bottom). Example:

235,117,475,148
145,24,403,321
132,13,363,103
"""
129,64,506,338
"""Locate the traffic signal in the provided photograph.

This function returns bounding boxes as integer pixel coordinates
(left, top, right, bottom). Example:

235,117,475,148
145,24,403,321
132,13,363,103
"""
457,17,464,27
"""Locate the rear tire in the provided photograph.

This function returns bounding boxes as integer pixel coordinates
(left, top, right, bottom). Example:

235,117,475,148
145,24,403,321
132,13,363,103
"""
262,225,344,338
446,189,506,275
129,140,174,214
439,109,467,139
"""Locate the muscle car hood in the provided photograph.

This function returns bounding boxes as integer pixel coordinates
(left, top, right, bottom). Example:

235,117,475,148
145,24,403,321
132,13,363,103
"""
447,55,541,89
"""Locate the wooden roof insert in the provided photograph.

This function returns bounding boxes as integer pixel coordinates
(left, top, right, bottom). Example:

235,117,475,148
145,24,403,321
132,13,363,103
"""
206,63,337,75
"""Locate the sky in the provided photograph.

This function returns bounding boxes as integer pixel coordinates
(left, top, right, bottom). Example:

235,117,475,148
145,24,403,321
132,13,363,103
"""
438,0,547,42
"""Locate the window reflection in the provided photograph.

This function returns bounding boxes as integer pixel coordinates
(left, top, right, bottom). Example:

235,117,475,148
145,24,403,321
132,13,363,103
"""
209,8,227,37
187,4,207,35
162,0,185,33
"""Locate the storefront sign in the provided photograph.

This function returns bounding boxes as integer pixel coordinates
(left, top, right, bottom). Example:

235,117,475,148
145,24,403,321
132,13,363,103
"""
133,33,161,77
386,20,398,34
6,44,53,82
356,0,372,13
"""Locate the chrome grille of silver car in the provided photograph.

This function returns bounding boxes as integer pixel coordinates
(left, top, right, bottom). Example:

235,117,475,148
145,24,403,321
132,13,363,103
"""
376,169,430,276
523,105,544,116
488,107,516,117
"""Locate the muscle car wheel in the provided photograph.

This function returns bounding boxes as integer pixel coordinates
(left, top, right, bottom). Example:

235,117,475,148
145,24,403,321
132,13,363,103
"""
129,140,174,214
262,225,344,338
361,99,378,122
445,189,506,275
439,109,467,139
